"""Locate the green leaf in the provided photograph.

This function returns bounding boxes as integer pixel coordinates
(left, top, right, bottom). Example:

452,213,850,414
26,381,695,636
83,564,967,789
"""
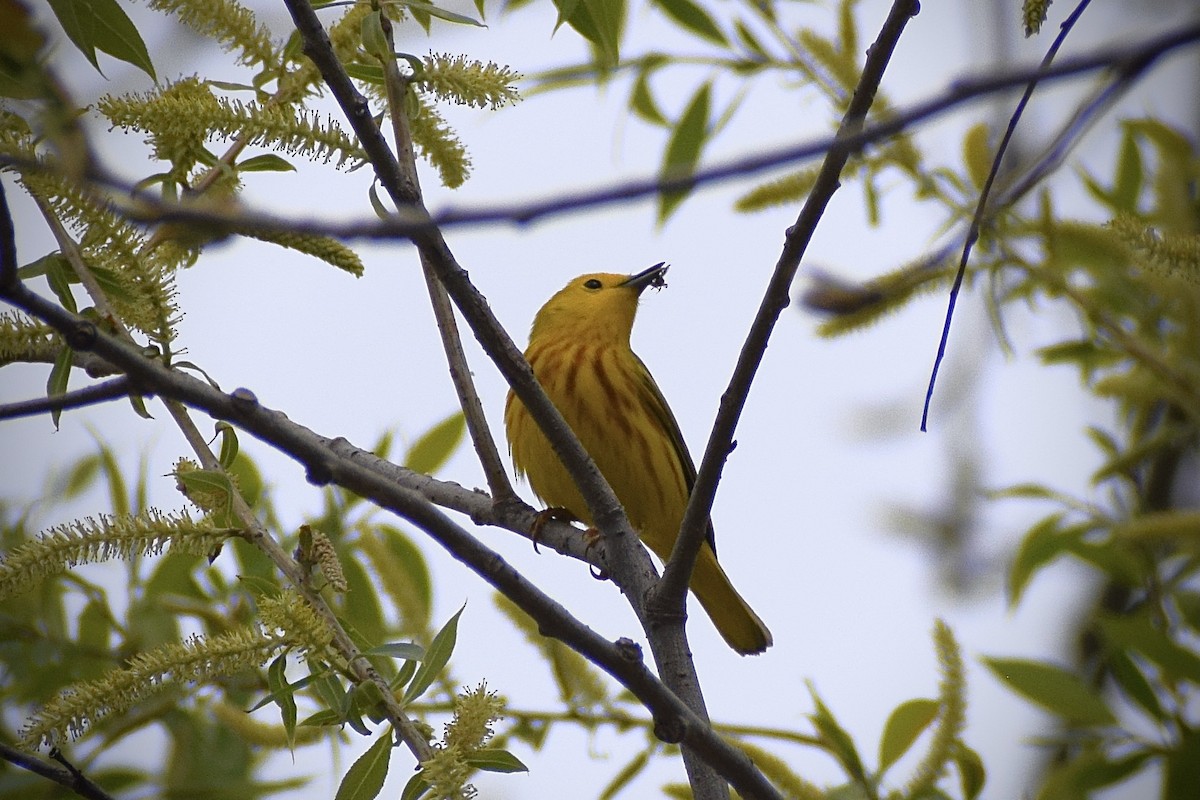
341,555,387,646
599,749,651,800
403,605,464,704
953,744,986,800
405,411,466,475
44,252,77,314
464,747,529,773
47,0,155,79
877,698,938,775
397,1,484,27
1111,125,1144,212
47,343,72,430
1098,615,1200,684
360,11,392,62
237,154,297,173
1107,649,1164,722
1175,590,1200,633
629,66,667,127
807,683,867,782
1008,514,1072,607
365,642,425,661
553,0,626,68
653,0,727,46
733,19,769,60
267,654,298,748
215,422,239,469
1165,726,1200,800
335,728,394,800
400,771,430,800
345,61,385,85
658,81,711,222
982,657,1116,726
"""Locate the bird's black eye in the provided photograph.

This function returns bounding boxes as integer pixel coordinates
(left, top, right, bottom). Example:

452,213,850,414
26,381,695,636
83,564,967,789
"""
584,278,603,290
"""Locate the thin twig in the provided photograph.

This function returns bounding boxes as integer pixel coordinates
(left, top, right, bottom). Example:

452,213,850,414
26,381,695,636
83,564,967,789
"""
0,273,784,800
11,22,1190,245
0,743,117,800
376,12,516,504
280,3,728,795
922,0,1098,430
659,0,920,612
0,376,137,420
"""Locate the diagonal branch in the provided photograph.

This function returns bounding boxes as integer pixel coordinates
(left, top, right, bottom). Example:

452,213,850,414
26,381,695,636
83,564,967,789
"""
0,273,782,800
280,3,729,794
921,0,1099,431
373,11,516,505
657,0,920,611
0,743,116,800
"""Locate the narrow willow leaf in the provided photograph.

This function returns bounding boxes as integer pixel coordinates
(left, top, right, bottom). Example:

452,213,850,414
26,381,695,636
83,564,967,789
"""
48,0,155,79
365,642,425,661
335,728,394,800
877,698,938,775
982,657,1116,725
47,344,72,430
405,411,466,475
599,749,651,800
400,770,429,800
1008,514,1069,607
630,68,667,126
807,684,867,781
403,605,463,704
237,154,297,173
1107,649,1164,722
1112,125,1144,212
216,422,239,469
653,0,727,46
658,81,711,222
1099,615,1200,684
463,747,529,773
954,744,987,800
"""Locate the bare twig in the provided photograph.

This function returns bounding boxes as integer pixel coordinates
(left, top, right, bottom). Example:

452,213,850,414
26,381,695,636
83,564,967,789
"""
375,12,516,505
0,271,783,800
280,3,730,795
659,0,920,613
0,743,116,800
0,376,137,421
4,22,1191,246
922,0,1098,430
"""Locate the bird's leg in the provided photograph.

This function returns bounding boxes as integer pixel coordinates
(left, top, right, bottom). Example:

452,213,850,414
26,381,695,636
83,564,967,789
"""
582,529,609,580
529,506,578,554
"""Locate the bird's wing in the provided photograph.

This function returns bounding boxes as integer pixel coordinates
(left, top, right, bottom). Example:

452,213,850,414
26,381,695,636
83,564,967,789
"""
630,353,719,556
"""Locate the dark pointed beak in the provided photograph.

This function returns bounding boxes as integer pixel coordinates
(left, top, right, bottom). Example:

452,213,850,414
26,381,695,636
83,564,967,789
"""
621,262,669,293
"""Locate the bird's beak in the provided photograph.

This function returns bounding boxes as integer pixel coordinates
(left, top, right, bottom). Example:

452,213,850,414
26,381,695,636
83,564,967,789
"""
621,262,669,293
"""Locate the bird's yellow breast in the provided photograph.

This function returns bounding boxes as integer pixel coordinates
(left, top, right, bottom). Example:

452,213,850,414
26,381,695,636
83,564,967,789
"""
505,339,689,558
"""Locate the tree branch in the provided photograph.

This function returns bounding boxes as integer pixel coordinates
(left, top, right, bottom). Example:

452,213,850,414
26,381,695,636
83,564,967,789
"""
6,21,1192,245
375,11,516,506
922,0,1098,430
0,273,782,799
0,743,116,800
280,4,727,795
657,0,920,612
0,376,137,421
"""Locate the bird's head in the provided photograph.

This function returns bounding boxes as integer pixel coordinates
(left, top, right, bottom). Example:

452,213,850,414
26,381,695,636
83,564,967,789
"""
529,263,669,345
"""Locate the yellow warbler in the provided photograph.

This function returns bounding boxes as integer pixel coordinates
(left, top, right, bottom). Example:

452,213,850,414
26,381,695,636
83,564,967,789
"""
504,263,773,655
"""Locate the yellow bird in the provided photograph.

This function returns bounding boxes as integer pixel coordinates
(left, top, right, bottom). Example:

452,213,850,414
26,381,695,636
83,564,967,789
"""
504,263,773,655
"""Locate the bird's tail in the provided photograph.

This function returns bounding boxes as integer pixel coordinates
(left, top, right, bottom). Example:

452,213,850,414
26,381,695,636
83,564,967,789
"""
690,545,773,655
